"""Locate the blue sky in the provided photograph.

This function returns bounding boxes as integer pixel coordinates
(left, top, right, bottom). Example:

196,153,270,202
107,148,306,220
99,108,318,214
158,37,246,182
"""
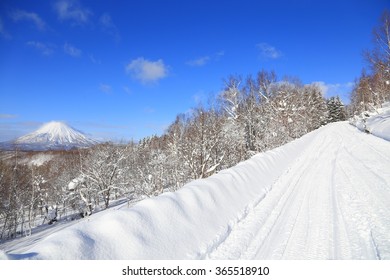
0,0,388,142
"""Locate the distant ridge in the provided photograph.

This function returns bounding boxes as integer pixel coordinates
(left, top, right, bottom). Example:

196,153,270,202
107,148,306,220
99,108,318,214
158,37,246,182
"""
1,121,98,151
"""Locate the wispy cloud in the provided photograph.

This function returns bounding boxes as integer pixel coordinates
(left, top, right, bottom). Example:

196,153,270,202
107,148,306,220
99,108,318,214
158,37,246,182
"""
10,9,46,31
0,17,10,38
27,41,55,56
257,42,282,59
144,122,170,135
192,90,207,104
143,107,155,114
187,56,210,67
54,0,92,25
73,121,136,142
99,83,112,94
123,86,131,95
64,42,81,57
0,114,18,119
186,51,225,67
215,50,225,60
99,13,120,41
0,121,42,142
88,53,101,64
125,57,169,84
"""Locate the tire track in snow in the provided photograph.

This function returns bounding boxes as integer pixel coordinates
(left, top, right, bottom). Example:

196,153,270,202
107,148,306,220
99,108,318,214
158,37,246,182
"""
348,125,390,162
329,142,354,259
207,123,390,259
207,132,334,259
276,134,337,259
205,154,308,259
335,151,390,259
334,163,382,259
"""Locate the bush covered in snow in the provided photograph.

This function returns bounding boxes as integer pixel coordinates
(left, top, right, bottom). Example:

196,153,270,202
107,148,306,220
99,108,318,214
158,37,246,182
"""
349,102,390,141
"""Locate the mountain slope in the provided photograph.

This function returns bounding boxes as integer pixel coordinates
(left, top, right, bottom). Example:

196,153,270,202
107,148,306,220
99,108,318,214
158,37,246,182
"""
1,122,389,259
5,121,97,151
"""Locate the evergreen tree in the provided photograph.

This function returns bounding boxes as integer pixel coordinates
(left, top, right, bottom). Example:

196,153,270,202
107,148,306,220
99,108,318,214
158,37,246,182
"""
327,96,346,122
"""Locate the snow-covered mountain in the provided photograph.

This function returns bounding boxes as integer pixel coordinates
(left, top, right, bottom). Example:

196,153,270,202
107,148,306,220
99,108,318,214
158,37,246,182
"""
2,121,98,151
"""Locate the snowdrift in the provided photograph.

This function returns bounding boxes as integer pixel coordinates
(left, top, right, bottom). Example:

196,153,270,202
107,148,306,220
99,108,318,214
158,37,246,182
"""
350,102,390,141
9,123,322,260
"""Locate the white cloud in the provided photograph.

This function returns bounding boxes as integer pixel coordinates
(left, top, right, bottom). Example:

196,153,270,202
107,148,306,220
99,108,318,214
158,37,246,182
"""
312,81,329,97
257,42,282,59
311,81,354,102
54,0,92,24
99,13,120,41
99,83,112,94
27,41,55,56
64,43,81,57
126,57,169,84
10,10,46,30
187,56,210,67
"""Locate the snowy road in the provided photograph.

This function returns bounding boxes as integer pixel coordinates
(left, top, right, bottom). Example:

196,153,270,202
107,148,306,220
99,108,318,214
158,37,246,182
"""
2,122,390,260
207,123,390,259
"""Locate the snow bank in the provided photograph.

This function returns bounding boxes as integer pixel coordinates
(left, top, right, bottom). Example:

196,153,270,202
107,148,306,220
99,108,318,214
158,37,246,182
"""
0,250,9,260
10,126,322,260
350,102,390,141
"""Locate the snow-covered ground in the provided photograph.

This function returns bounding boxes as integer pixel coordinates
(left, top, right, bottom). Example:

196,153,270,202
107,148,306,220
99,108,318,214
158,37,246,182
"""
350,102,390,141
1,122,389,260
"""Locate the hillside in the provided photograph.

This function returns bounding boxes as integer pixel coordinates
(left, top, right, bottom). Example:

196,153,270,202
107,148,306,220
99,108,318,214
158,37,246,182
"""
1,122,389,260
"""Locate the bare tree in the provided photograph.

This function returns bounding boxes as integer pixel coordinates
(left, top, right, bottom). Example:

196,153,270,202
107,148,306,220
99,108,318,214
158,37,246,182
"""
366,10,390,77
352,10,390,113
80,143,129,210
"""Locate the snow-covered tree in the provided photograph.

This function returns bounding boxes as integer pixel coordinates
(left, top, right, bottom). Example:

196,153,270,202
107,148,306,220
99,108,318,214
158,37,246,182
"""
303,84,329,130
181,107,225,179
218,76,247,164
133,136,169,196
327,96,347,122
165,115,192,190
80,143,129,210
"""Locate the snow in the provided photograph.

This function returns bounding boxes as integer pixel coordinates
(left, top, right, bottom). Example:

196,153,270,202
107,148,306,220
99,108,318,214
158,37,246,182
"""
1,122,389,260
28,153,55,166
350,102,390,141
15,153,55,166
0,250,8,260
10,121,97,150
68,176,85,191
